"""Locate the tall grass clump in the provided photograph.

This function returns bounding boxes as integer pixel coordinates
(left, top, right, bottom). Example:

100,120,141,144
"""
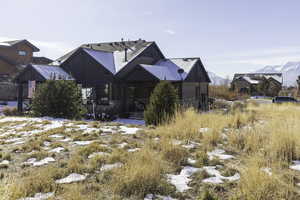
144,81,179,126
232,156,296,200
111,148,174,198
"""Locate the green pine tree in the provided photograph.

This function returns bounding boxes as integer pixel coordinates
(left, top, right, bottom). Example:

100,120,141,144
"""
144,81,179,125
32,80,86,119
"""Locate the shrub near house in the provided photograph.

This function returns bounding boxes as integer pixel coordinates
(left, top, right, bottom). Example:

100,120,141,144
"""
32,80,86,119
144,81,179,125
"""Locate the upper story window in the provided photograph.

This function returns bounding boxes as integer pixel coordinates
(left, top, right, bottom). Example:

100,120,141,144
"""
18,50,27,56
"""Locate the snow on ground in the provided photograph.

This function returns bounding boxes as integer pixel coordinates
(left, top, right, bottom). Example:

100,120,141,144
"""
207,149,235,160
119,126,141,135
24,157,55,167
88,152,110,159
167,166,201,192
144,194,177,200
19,192,54,200
73,141,94,146
49,147,65,153
100,162,123,171
290,161,300,171
202,166,240,184
55,173,87,184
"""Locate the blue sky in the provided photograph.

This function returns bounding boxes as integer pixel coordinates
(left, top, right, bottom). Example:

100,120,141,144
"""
1,0,300,77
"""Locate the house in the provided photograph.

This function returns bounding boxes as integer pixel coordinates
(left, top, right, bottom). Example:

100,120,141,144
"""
15,39,211,118
231,73,282,96
0,39,40,77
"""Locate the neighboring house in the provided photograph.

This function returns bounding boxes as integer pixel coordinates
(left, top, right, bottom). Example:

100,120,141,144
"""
15,39,211,118
0,39,40,77
231,73,282,96
0,39,41,101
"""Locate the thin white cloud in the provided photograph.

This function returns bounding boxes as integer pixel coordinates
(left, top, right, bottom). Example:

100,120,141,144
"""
164,29,176,35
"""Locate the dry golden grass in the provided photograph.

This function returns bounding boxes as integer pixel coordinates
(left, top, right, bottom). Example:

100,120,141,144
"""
110,148,174,197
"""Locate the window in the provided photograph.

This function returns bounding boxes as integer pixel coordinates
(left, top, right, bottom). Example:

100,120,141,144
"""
18,50,27,56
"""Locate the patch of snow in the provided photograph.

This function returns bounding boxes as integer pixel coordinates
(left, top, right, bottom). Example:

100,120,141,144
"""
59,137,72,142
290,161,300,171
19,192,54,200
172,140,182,145
43,141,51,146
117,142,128,148
49,134,64,138
24,157,55,167
261,167,272,176
182,141,200,149
144,194,177,200
6,137,23,143
0,160,9,166
49,147,65,153
119,126,140,135
55,173,86,184
202,166,240,184
167,166,200,192
88,152,109,159
100,162,123,171
199,128,210,133
207,149,235,160
128,148,140,152
73,141,94,146
33,157,55,167
113,118,145,126
187,158,196,165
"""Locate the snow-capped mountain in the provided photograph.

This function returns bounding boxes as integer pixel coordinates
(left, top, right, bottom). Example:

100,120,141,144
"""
207,71,227,85
255,61,300,86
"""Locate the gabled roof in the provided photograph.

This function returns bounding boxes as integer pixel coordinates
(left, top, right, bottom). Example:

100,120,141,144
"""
53,40,154,74
233,73,282,84
82,48,115,74
52,40,154,69
140,64,187,81
31,65,74,80
242,77,259,84
0,39,39,52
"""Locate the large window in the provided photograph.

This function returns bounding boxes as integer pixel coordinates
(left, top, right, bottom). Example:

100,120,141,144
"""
18,50,27,56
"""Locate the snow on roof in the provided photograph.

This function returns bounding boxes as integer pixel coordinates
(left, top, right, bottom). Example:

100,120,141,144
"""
53,40,153,73
263,75,282,83
31,65,74,80
242,76,259,84
167,58,198,74
113,42,152,73
140,63,187,81
83,48,115,74
0,42,11,47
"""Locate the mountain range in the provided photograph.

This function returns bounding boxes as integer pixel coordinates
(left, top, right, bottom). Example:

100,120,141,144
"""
255,61,300,86
207,71,227,85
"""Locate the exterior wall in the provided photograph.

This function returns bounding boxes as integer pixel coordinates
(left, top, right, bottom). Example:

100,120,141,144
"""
232,79,251,93
0,43,34,65
0,59,15,75
0,82,17,100
182,82,209,110
61,49,115,87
